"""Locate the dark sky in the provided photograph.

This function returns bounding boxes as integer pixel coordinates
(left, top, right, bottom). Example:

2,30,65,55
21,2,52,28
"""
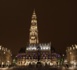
0,0,77,55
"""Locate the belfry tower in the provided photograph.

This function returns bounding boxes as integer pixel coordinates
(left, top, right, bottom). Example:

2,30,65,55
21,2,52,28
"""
29,10,39,44
16,10,52,66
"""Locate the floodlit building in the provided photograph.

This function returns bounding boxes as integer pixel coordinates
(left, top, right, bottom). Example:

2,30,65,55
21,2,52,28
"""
16,10,58,66
66,44,77,66
0,45,12,66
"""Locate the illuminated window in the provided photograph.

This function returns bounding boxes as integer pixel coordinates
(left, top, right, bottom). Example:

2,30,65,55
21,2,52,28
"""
70,47,72,50
4,52,5,54
0,46,1,50
75,45,77,49
2,47,4,50
26,46,37,51
43,47,46,50
70,52,72,54
73,47,75,50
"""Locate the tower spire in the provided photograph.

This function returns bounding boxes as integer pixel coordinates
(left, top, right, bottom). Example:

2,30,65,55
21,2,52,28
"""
29,10,39,44
33,9,35,14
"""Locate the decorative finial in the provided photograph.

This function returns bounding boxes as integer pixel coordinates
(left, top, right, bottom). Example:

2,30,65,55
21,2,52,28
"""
33,9,36,15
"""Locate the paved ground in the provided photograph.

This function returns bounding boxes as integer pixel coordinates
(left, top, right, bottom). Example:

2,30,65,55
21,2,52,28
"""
0,65,77,70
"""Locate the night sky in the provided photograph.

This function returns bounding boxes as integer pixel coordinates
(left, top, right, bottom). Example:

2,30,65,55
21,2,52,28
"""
0,0,77,55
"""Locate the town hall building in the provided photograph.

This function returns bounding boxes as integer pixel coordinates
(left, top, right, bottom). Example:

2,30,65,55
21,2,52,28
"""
16,10,57,66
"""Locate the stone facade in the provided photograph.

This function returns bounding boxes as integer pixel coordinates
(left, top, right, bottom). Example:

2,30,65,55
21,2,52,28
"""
66,44,77,66
16,10,58,66
0,45,12,66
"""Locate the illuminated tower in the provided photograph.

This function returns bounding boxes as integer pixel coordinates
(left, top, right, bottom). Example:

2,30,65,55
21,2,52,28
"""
29,10,39,44
16,10,52,66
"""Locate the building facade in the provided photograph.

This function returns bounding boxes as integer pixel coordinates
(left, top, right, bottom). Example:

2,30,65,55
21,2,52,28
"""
0,45,12,66
16,10,58,66
66,44,77,66
26,11,51,65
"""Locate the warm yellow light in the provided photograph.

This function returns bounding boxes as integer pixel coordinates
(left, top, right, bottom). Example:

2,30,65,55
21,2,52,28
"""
73,47,75,50
4,52,5,54
50,63,53,66
70,47,72,50
0,46,1,50
75,44,77,49
70,52,72,54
